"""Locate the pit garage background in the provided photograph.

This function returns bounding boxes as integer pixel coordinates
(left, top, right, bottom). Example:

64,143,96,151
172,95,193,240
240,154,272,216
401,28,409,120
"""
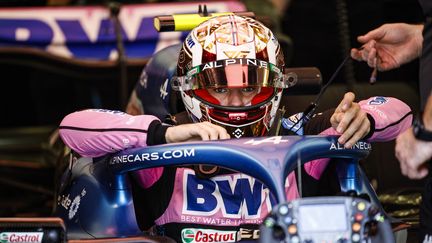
0,0,425,241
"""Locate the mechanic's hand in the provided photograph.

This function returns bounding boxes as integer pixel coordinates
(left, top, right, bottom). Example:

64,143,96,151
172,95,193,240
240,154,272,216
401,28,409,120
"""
330,92,370,148
350,23,423,71
395,128,432,179
165,122,230,143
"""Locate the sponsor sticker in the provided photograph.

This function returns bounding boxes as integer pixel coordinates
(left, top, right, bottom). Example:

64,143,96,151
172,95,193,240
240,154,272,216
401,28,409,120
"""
238,228,260,240
186,35,196,48
232,128,244,139
187,66,199,77
244,136,289,146
200,58,269,72
87,109,125,115
329,141,371,150
0,232,43,243
368,96,388,105
110,149,195,164
181,228,236,243
57,188,87,220
281,113,304,135
160,78,169,99
139,70,148,88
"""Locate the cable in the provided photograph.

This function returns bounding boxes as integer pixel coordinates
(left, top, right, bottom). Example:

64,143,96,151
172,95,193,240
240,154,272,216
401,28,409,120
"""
108,1,128,110
287,54,352,133
335,0,356,89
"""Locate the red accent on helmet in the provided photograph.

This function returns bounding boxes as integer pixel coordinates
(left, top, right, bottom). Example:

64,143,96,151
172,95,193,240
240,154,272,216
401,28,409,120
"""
256,48,269,63
202,50,217,65
207,105,269,125
193,87,274,107
193,89,221,105
250,87,274,105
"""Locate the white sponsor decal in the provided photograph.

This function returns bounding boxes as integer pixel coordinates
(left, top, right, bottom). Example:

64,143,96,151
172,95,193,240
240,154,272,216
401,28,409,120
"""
363,105,387,119
68,188,87,220
329,141,371,150
57,188,87,220
58,194,72,210
232,128,244,138
139,71,148,88
422,234,432,243
87,109,125,115
244,136,289,146
160,78,169,99
201,58,269,71
110,149,195,164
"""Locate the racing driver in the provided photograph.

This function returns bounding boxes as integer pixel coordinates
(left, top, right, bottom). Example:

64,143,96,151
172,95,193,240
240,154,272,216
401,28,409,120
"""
59,15,413,242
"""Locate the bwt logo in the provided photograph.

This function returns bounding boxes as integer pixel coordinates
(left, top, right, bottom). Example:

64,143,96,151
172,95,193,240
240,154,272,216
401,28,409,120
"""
183,171,276,217
0,16,178,59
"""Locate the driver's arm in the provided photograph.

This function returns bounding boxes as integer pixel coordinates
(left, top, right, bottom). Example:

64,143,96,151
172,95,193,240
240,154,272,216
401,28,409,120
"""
304,95,412,142
301,95,412,179
59,109,168,157
59,109,229,158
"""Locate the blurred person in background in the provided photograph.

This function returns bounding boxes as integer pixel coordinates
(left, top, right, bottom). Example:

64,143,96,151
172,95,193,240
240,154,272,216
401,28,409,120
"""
351,1,432,241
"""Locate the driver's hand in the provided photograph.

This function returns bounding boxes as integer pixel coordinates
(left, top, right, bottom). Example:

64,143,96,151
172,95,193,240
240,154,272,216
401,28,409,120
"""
165,122,230,143
330,92,370,148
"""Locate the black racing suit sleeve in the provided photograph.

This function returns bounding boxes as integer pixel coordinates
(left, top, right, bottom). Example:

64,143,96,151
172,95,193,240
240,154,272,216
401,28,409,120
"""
146,120,170,145
302,109,335,135
303,109,375,138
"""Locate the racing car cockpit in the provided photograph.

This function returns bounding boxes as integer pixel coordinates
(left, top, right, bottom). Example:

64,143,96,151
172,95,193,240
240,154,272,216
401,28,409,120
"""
52,11,399,243
52,134,394,243
0,9,405,243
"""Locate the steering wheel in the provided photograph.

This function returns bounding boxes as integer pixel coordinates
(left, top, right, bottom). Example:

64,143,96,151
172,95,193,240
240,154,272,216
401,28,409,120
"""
259,196,395,243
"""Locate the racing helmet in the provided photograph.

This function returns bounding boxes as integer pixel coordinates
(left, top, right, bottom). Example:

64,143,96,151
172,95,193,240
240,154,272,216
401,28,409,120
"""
172,15,295,138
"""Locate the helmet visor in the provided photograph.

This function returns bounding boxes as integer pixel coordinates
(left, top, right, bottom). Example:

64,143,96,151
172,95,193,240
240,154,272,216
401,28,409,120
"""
172,58,289,91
